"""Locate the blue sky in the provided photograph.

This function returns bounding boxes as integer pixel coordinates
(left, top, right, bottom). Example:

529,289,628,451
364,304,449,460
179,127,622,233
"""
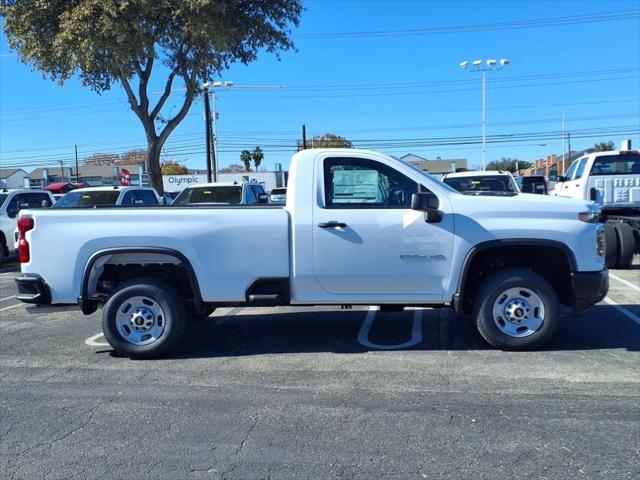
1,0,639,173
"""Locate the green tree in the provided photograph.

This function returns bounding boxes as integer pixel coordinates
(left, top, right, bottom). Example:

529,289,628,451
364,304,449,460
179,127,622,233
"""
240,150,252,172
252,146,264,172
1,1,302,193
302,133,353,149
485,157,532,173
219,163,246,173
161,160,188,175
594,141,615,152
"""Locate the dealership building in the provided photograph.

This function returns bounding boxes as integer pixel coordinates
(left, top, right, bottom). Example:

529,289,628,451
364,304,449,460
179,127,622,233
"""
24,164,286,193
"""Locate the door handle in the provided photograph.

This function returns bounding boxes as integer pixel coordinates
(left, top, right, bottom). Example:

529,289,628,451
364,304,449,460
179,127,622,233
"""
318,221,347,228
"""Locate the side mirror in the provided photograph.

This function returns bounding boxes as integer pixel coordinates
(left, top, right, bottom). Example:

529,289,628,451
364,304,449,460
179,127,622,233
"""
257,193,269,204
557,176,566,183
411,192,442,223
6,206,18,218
589,187,598,201
411,192,439,211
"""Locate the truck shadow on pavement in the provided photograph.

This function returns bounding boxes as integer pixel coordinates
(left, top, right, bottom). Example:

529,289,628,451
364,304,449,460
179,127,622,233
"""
160,304,640,359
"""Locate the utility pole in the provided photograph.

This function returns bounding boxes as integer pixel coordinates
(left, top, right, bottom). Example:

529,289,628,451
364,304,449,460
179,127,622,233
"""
211,92,218,182
481,69,486,171
302,124,307,149
561,113,566,175
203,84,214,183
567,132,571,166
75,144,79,182
58,160,65,181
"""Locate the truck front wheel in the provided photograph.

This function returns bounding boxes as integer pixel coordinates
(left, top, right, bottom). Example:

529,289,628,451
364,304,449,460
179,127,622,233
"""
102,278,187,359
473,269,560,350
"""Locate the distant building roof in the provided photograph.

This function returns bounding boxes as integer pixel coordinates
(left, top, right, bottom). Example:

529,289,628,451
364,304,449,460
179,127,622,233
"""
0,168,27,179
400,153,468,175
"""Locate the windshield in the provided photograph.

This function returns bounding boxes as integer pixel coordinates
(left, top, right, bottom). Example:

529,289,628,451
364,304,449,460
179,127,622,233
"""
53,190,120,208
590,153,640,176
173,186,243,205
0,194,7,208
444,175,518,193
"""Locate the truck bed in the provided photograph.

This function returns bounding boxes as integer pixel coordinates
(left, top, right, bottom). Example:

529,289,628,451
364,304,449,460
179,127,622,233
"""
22,206,290,303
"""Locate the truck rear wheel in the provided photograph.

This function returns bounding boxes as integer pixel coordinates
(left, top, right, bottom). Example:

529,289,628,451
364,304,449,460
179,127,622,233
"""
473,268,560,350
603,224,618,269
613,223,635,269
102,278,186,359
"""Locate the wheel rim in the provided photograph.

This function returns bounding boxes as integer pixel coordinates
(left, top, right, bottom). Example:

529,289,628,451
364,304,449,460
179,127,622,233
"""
491,287,545,338
115,296,166,346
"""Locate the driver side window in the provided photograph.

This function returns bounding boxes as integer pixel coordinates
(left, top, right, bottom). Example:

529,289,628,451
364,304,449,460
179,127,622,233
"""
323,157,419,208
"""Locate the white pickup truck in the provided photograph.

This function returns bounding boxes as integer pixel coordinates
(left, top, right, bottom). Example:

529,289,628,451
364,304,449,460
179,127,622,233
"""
15,149,608,358
552,149,640,269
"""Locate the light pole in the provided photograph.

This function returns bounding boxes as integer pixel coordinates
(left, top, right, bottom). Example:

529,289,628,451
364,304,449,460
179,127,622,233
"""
202,80,234,182
459,58,509,171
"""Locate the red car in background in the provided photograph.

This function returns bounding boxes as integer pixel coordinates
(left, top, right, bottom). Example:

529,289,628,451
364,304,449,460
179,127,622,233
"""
43,182,87,199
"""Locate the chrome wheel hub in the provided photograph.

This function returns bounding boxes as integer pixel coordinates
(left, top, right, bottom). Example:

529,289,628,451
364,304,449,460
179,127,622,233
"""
492,287,545,338
115,296,166,346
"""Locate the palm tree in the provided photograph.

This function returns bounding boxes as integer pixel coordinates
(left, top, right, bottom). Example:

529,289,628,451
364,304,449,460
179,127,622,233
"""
252,146,264,172
240,150,252,172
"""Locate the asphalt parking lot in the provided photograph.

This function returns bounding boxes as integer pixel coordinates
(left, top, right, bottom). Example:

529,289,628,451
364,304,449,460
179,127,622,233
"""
1,259,639,480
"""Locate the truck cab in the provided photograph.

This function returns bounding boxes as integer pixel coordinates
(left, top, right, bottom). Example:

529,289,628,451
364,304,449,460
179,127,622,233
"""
552,150,640,268
53,186,160,208
171,181,268,205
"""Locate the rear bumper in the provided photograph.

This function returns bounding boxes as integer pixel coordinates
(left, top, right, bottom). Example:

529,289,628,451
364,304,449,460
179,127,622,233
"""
571,269,609,314
15,274,51,304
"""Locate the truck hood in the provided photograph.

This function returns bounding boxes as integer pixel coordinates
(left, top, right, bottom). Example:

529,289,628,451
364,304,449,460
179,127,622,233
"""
447,192,598,217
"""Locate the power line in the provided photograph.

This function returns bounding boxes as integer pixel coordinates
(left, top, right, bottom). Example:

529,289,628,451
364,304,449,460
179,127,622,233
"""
297,9,640,39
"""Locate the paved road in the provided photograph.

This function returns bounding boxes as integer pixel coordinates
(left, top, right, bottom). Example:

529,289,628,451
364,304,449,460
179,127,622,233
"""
0,259,639,479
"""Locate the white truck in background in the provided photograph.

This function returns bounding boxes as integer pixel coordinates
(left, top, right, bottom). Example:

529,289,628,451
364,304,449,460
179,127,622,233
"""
552,149,640,268
15,149,608,358
0,188,55,263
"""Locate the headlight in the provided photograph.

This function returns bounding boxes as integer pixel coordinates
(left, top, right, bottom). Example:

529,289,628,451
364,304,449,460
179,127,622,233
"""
579,212,600,223
596,226,605,257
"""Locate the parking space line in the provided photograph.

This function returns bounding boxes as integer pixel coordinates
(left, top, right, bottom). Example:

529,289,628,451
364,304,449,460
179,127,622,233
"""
0,303,23,313
0,271,17,276
85,332,110,347
0,295,16,302
357,306,423,350
603,297,640,326
609,272,640,292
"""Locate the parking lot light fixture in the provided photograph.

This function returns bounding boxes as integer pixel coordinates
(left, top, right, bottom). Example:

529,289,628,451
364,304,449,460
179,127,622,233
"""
459,57,510,171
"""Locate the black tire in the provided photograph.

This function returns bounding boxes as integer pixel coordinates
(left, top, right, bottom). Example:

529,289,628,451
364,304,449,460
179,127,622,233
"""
102,278,186,359
0,243,5,265
473,268,560,351
613,223,635,269
603,224,618,269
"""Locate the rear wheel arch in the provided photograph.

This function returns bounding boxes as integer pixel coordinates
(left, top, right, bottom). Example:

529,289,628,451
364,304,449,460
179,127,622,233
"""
81,247,203,315
454,240,576,314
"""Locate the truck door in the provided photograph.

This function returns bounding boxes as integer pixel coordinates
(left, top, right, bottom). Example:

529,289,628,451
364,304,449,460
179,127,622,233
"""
560,157,588,199
312,156,454,297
